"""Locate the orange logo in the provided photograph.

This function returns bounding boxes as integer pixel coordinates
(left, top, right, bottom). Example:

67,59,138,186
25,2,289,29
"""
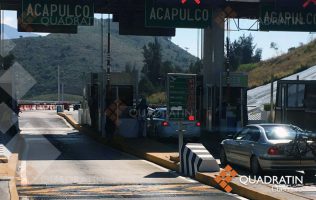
214,165,237,193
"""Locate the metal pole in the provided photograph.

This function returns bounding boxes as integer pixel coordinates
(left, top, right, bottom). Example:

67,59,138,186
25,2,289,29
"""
178,121,184,173
240,88,244,127
0,9,2,69
58,65,60,103
104,14,111,138
107,14,111,85
101,15,106,137
135,70,139,104
61,83,64,102
270,74,274,122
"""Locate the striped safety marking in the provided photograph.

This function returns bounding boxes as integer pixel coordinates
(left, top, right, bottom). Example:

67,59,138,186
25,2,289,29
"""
17,183,227,199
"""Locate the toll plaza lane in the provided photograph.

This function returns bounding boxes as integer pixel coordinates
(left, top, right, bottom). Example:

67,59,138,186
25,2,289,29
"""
16,110,244,199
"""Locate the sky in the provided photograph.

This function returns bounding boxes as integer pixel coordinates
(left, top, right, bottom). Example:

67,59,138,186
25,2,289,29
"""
2,11,314,60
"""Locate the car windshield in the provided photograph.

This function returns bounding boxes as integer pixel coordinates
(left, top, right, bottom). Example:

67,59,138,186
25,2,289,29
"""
261,125,302,140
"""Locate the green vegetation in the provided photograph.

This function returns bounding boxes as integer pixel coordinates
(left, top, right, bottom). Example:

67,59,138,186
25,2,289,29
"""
237,63,258,72
139,38,201,96
263,104,274,112
11,19,196,100
0,54,15,70
226,34,262,71
244,39,316,88
28,93,82,101
148,92,166,105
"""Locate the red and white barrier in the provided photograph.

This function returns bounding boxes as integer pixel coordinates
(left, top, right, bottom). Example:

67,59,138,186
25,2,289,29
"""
19,104,58,111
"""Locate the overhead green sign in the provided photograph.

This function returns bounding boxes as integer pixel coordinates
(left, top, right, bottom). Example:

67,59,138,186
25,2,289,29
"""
260,4,316,31
21,0,94,26
167,73,196,121
145,0,212,28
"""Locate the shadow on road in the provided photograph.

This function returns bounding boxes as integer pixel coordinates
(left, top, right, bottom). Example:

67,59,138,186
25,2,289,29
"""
7,131,140,161
144,172,179,179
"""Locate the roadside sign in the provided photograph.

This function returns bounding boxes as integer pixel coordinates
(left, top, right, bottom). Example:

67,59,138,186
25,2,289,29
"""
145,0,212,28
260,4,316,31
21,0,94,26
167,73,197,121
221,72,248,88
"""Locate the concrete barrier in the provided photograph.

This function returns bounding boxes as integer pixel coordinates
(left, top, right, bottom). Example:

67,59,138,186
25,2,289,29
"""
180,143,220,177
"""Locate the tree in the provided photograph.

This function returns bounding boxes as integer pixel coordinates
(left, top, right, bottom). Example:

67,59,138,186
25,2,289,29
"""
188,59,203,74
252,49,262,63
0,54,15,70
226,34,262,71
142,37,162,86
160,61,174,75
270,42,279,56
124,62,133,73
139,76,155,95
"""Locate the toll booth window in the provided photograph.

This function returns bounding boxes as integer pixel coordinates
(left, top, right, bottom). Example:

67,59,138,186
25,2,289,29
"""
276,84,284,107
305,84,316,110
287,84,305,108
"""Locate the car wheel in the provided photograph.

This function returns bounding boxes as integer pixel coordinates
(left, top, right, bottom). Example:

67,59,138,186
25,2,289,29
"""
250,156,262,175
220,147,228,166
304,170,316,177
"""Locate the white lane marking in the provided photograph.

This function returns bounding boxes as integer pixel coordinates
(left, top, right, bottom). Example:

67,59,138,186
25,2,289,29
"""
141,159,197,183
227,193,249,200
21,128,73,131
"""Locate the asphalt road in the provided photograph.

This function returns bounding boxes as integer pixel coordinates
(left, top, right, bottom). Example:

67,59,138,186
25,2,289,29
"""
16,111,244,200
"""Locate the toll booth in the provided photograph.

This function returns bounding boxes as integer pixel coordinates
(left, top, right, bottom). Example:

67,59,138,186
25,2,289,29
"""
82,72,138,137
275,80,316,131
106,72,138,138
82,73,99,130
203,72,248,136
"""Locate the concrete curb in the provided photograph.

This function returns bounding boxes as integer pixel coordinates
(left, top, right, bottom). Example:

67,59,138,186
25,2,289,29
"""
58,113,310,200
0,153,19,200
8,154,19,200
57,112,81,130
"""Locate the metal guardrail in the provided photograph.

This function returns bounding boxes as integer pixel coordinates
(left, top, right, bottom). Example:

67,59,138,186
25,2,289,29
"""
248,106,269,122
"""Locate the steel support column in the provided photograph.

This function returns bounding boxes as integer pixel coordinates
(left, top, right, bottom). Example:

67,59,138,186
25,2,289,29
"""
203,9,225,132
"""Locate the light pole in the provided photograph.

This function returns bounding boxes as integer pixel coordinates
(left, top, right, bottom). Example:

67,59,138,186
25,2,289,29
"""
269,42,278,123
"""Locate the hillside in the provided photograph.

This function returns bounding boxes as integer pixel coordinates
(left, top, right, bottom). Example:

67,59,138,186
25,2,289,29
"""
244,40,316,88
10,19,196,99
2,24,38,39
